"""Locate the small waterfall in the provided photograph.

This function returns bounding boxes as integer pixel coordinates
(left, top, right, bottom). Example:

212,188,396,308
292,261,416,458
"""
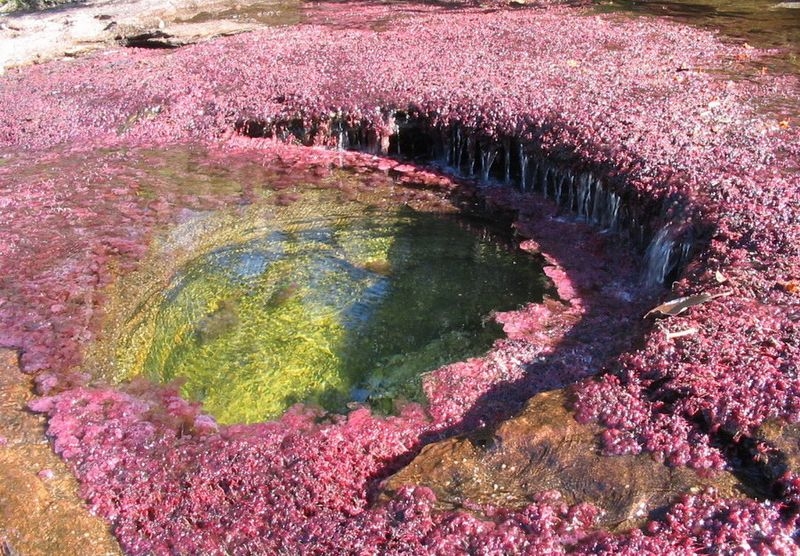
480,144,498,183
518,144,529,191
643,227,673,286
591,180,604,226
557,172,571,207
440,129,451,166
466,135,477,177
575,173,590,220
566,171,575,212
555,172,564,205
234,114,693,288
542,166,552,199
548,166,558,199
606,192,621,231
382,112,399,156
437,127,693,286
503,138,512,184
334,120,348,151
450,127,462,168
643,225,692,286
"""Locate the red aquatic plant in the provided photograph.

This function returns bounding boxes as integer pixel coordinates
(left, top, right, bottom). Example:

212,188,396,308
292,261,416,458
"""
2,0,800,552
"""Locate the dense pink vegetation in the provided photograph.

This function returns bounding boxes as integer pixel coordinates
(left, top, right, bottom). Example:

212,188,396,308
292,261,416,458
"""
2,1,800,553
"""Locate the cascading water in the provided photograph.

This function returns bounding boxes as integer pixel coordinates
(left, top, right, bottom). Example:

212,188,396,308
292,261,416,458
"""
503,138,512,184
237,112,696,286
642,224,694,287
518,143,529,191
479,145,498,183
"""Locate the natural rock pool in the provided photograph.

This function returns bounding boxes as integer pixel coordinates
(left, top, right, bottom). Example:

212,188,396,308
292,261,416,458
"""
95,151,546,423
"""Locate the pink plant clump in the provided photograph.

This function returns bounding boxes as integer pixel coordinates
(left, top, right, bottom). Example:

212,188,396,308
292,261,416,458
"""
586,491,799,553
1,0,800,552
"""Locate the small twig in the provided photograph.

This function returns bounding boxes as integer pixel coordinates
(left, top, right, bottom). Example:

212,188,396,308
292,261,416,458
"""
663,327,698,340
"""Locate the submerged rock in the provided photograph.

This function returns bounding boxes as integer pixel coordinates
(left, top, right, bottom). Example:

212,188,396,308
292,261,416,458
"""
382,389,742,531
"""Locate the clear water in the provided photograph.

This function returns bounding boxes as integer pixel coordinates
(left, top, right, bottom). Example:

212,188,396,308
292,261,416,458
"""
599,0,800,77
95,150,547,424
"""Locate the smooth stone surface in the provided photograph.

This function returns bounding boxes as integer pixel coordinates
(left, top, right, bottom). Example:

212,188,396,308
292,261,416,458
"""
382,389,743,531
0,0,298,70
0,349,121,555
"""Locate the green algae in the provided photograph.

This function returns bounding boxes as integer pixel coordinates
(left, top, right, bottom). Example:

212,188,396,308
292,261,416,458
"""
0,144,548,424
62,145,547,424
112,184,546,424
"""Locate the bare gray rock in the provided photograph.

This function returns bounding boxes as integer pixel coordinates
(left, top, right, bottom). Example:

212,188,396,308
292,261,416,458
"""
0,0,299,71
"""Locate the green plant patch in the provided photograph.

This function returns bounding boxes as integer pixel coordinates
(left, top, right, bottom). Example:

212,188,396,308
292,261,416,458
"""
107,182,546,424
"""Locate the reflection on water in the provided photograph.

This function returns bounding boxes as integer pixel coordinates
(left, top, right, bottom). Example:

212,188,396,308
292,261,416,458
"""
104,160,547,424
600,0,800,73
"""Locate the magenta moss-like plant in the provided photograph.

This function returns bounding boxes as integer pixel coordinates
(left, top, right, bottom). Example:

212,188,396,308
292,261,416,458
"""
2,1,799,552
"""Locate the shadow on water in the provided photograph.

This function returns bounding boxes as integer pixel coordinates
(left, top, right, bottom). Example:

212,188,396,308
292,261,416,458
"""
415,203,654,432
353,183,668,503
316,207,550,414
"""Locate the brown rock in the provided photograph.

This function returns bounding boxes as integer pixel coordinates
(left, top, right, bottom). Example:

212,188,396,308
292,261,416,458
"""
382,389,742,531
752,420,800,484
0,348,121,556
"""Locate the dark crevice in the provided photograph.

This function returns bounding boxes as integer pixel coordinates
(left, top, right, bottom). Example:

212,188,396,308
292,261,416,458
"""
713,427,790,501
118,32,181,49
645,382,789,501
466,428,497,451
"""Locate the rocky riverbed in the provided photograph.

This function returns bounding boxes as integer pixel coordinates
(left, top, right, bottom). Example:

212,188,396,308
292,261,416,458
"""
1,0,799,553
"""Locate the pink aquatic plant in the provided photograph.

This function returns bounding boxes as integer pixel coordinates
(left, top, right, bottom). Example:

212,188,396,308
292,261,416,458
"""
1,0,799,552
